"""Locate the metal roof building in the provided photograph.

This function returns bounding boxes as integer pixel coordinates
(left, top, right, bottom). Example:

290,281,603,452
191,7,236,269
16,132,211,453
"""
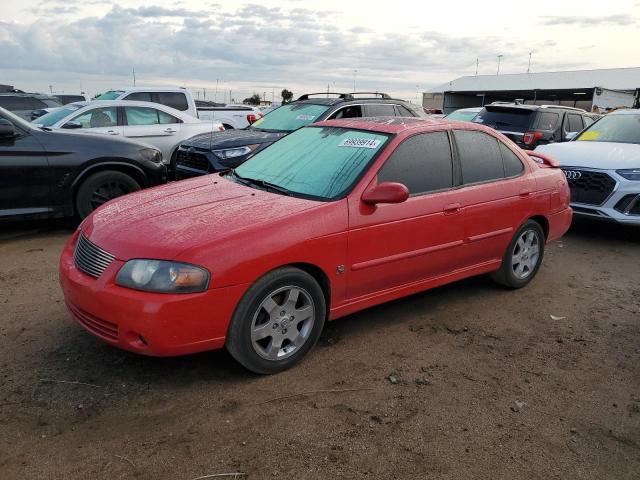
424,67,640,113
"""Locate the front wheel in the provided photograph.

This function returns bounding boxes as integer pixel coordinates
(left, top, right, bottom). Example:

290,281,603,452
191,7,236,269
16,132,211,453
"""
226,267,326,374
75,170,141,219
491,220,545,289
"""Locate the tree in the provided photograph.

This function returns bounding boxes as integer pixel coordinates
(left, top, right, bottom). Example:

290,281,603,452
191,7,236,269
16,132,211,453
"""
242,93,261,106
281,89,293,104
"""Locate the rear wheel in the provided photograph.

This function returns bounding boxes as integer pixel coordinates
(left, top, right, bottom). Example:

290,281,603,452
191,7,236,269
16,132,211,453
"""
226,267,326,374
491,220,545,289
75,170,140,219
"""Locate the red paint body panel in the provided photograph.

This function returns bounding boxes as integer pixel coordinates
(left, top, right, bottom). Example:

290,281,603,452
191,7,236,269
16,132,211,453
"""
59,119,572,356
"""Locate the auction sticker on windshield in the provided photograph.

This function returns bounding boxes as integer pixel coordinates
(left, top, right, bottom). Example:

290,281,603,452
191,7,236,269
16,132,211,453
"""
296,115,315,121
339,138,382,149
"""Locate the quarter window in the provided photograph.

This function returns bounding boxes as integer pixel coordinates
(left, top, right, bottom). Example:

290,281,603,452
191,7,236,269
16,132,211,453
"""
70,107,118,128
395,105,415,117
377,132,453,195
499,142,525,177
454,130,504,184
330,105,362,120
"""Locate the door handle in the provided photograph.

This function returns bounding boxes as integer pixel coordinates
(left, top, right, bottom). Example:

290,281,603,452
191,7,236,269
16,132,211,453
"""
519,188,532,198
164,128,177,133
106,130,119,135
443,202,461,214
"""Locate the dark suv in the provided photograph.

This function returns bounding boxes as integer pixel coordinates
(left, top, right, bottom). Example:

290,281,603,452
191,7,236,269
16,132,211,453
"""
0,93,62,121
174,92,423,179
471,103,598,150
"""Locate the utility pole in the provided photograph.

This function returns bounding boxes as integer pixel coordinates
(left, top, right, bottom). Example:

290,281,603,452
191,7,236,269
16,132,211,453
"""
214,78,219,103
353,69,358,92
132,68,136,86
527,52,533,73
475,58,479,76
497,55,503,75
48,85,53,94
203,87,206,100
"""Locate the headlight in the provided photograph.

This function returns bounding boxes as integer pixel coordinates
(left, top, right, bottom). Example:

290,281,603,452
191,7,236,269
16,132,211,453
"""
116,260,209,293
213,144,259,159
139,148,163,163
617,168,640,181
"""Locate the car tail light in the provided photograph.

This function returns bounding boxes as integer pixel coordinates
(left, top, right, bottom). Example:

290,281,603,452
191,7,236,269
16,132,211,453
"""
523,131,544,146
247,114,257,124
218,125,225,131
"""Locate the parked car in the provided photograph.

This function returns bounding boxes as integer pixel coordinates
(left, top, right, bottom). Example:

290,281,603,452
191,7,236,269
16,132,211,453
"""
33,100,224,168
55,94,88,105
472,103,598,150
174,92,425,179
445,107,483,122
95,87,262,130
0,93,62,120
535,109,640,225
59,117,571,373
0,107,166,220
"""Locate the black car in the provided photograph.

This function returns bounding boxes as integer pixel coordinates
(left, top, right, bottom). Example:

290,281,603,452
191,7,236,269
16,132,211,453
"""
0,93,63,121
0,107,166,220
174,92,423,179
471,103,598,150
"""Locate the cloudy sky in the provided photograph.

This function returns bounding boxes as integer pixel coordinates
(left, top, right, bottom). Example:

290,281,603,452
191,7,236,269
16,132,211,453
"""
1,0,639,102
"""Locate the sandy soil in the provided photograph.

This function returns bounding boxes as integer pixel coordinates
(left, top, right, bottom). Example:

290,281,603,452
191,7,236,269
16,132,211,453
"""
0,219,639,480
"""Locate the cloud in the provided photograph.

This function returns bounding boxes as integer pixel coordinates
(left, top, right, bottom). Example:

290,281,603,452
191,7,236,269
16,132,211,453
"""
541,14,636,27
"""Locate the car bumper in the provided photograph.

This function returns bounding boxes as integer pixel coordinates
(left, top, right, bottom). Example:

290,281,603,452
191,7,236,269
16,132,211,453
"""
547,207,573,242
58,231,249,356
569,177,640,226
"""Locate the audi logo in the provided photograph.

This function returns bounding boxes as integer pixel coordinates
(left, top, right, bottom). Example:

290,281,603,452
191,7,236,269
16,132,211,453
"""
563,170,582,180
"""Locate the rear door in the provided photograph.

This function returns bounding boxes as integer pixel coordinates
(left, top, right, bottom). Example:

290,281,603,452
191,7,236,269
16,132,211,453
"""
122,106,181,158
347,131,465,298
65,106,122,136
451,129,532,266
0,114,51,216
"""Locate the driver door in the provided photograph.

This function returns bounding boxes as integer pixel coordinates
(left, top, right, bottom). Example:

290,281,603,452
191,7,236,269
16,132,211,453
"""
65,106,122,136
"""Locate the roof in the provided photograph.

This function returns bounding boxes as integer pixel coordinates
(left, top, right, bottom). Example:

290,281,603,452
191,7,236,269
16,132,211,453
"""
429,67,640,93
314,116,458,134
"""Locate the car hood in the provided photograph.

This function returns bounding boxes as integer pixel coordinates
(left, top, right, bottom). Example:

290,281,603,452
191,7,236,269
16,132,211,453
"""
82,174,323,261
535,141,640,169
182,128,286,150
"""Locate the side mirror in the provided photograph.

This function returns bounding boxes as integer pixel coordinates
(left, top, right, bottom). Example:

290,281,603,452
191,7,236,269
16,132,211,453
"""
0,119,15,138
62,121,83,130
565,132,578,140
30,109,47,121
361,181,409,205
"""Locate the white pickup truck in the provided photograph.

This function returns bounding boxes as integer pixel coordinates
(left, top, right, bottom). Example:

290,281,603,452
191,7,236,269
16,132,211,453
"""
95,87,263,129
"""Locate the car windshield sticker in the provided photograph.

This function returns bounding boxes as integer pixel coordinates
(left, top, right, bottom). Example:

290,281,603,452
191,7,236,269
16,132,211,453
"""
296,114,315,121
339,138,382,149
579,130,600,141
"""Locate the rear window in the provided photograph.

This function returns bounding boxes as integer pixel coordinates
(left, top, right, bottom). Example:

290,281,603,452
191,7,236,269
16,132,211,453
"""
534,112,560,130
473,107,534,129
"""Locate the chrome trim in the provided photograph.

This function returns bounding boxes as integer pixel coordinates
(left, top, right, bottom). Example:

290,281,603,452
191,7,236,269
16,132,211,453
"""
73,233,115,278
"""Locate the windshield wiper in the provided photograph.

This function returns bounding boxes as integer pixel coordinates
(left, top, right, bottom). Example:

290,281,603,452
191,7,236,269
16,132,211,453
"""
232,171,292,196
39,126,52,131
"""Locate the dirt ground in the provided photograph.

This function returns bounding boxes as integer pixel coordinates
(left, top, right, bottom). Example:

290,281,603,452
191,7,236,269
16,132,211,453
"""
0,218,639,480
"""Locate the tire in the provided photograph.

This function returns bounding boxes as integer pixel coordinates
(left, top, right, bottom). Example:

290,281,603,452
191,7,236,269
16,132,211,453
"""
168,150,178,181
226,267,326,374
75,170,141,219
491,220,545,289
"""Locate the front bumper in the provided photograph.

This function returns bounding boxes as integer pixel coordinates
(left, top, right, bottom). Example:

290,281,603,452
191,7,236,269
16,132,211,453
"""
59,231,249,356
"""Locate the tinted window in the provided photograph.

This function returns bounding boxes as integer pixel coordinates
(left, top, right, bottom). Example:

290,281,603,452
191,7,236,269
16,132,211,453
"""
0,96,29,110
499,142,524,177
157,92,189,111
125,107,159,125
396,105,415,117
473,108,534,129
366,104,396,117
454,130,504,184
71,107,118,128
29,98,47,109
125,92,152,102
567,114,583,133
330,105,362,120
378,132,453,195
535,112,559,130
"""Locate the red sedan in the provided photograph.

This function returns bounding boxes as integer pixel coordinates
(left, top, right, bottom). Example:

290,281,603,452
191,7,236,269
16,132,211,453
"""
59,118,572,373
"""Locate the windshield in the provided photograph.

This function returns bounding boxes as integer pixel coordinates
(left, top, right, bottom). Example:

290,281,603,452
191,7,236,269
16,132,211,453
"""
249,103,330,132
446,110,479,122
234,126,390,200
96,91,124,100
33,105,82,126
473,108,534,130
576,113,640,144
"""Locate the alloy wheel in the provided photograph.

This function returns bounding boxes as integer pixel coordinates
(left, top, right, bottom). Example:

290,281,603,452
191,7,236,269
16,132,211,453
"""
511,229,540,279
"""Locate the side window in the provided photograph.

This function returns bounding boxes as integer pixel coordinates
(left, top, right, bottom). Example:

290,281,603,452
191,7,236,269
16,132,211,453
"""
498,142,525,177
70,107,118,128
158,110,180,124
365,104,396,117
567,114,583,133
157,92,189,111
125,107,160,125
329,105,362,120
454,130,504,184
124,92,152,102
0,96,26,110
535,112,560,130
395,105,415,117
29,98,47,109
377,132,453,195
583,116,596,128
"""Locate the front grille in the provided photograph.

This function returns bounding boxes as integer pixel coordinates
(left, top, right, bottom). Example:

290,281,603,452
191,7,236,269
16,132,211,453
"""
73,233,115,278
562,169,616,206
176,148,211,173
67,302,118,341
